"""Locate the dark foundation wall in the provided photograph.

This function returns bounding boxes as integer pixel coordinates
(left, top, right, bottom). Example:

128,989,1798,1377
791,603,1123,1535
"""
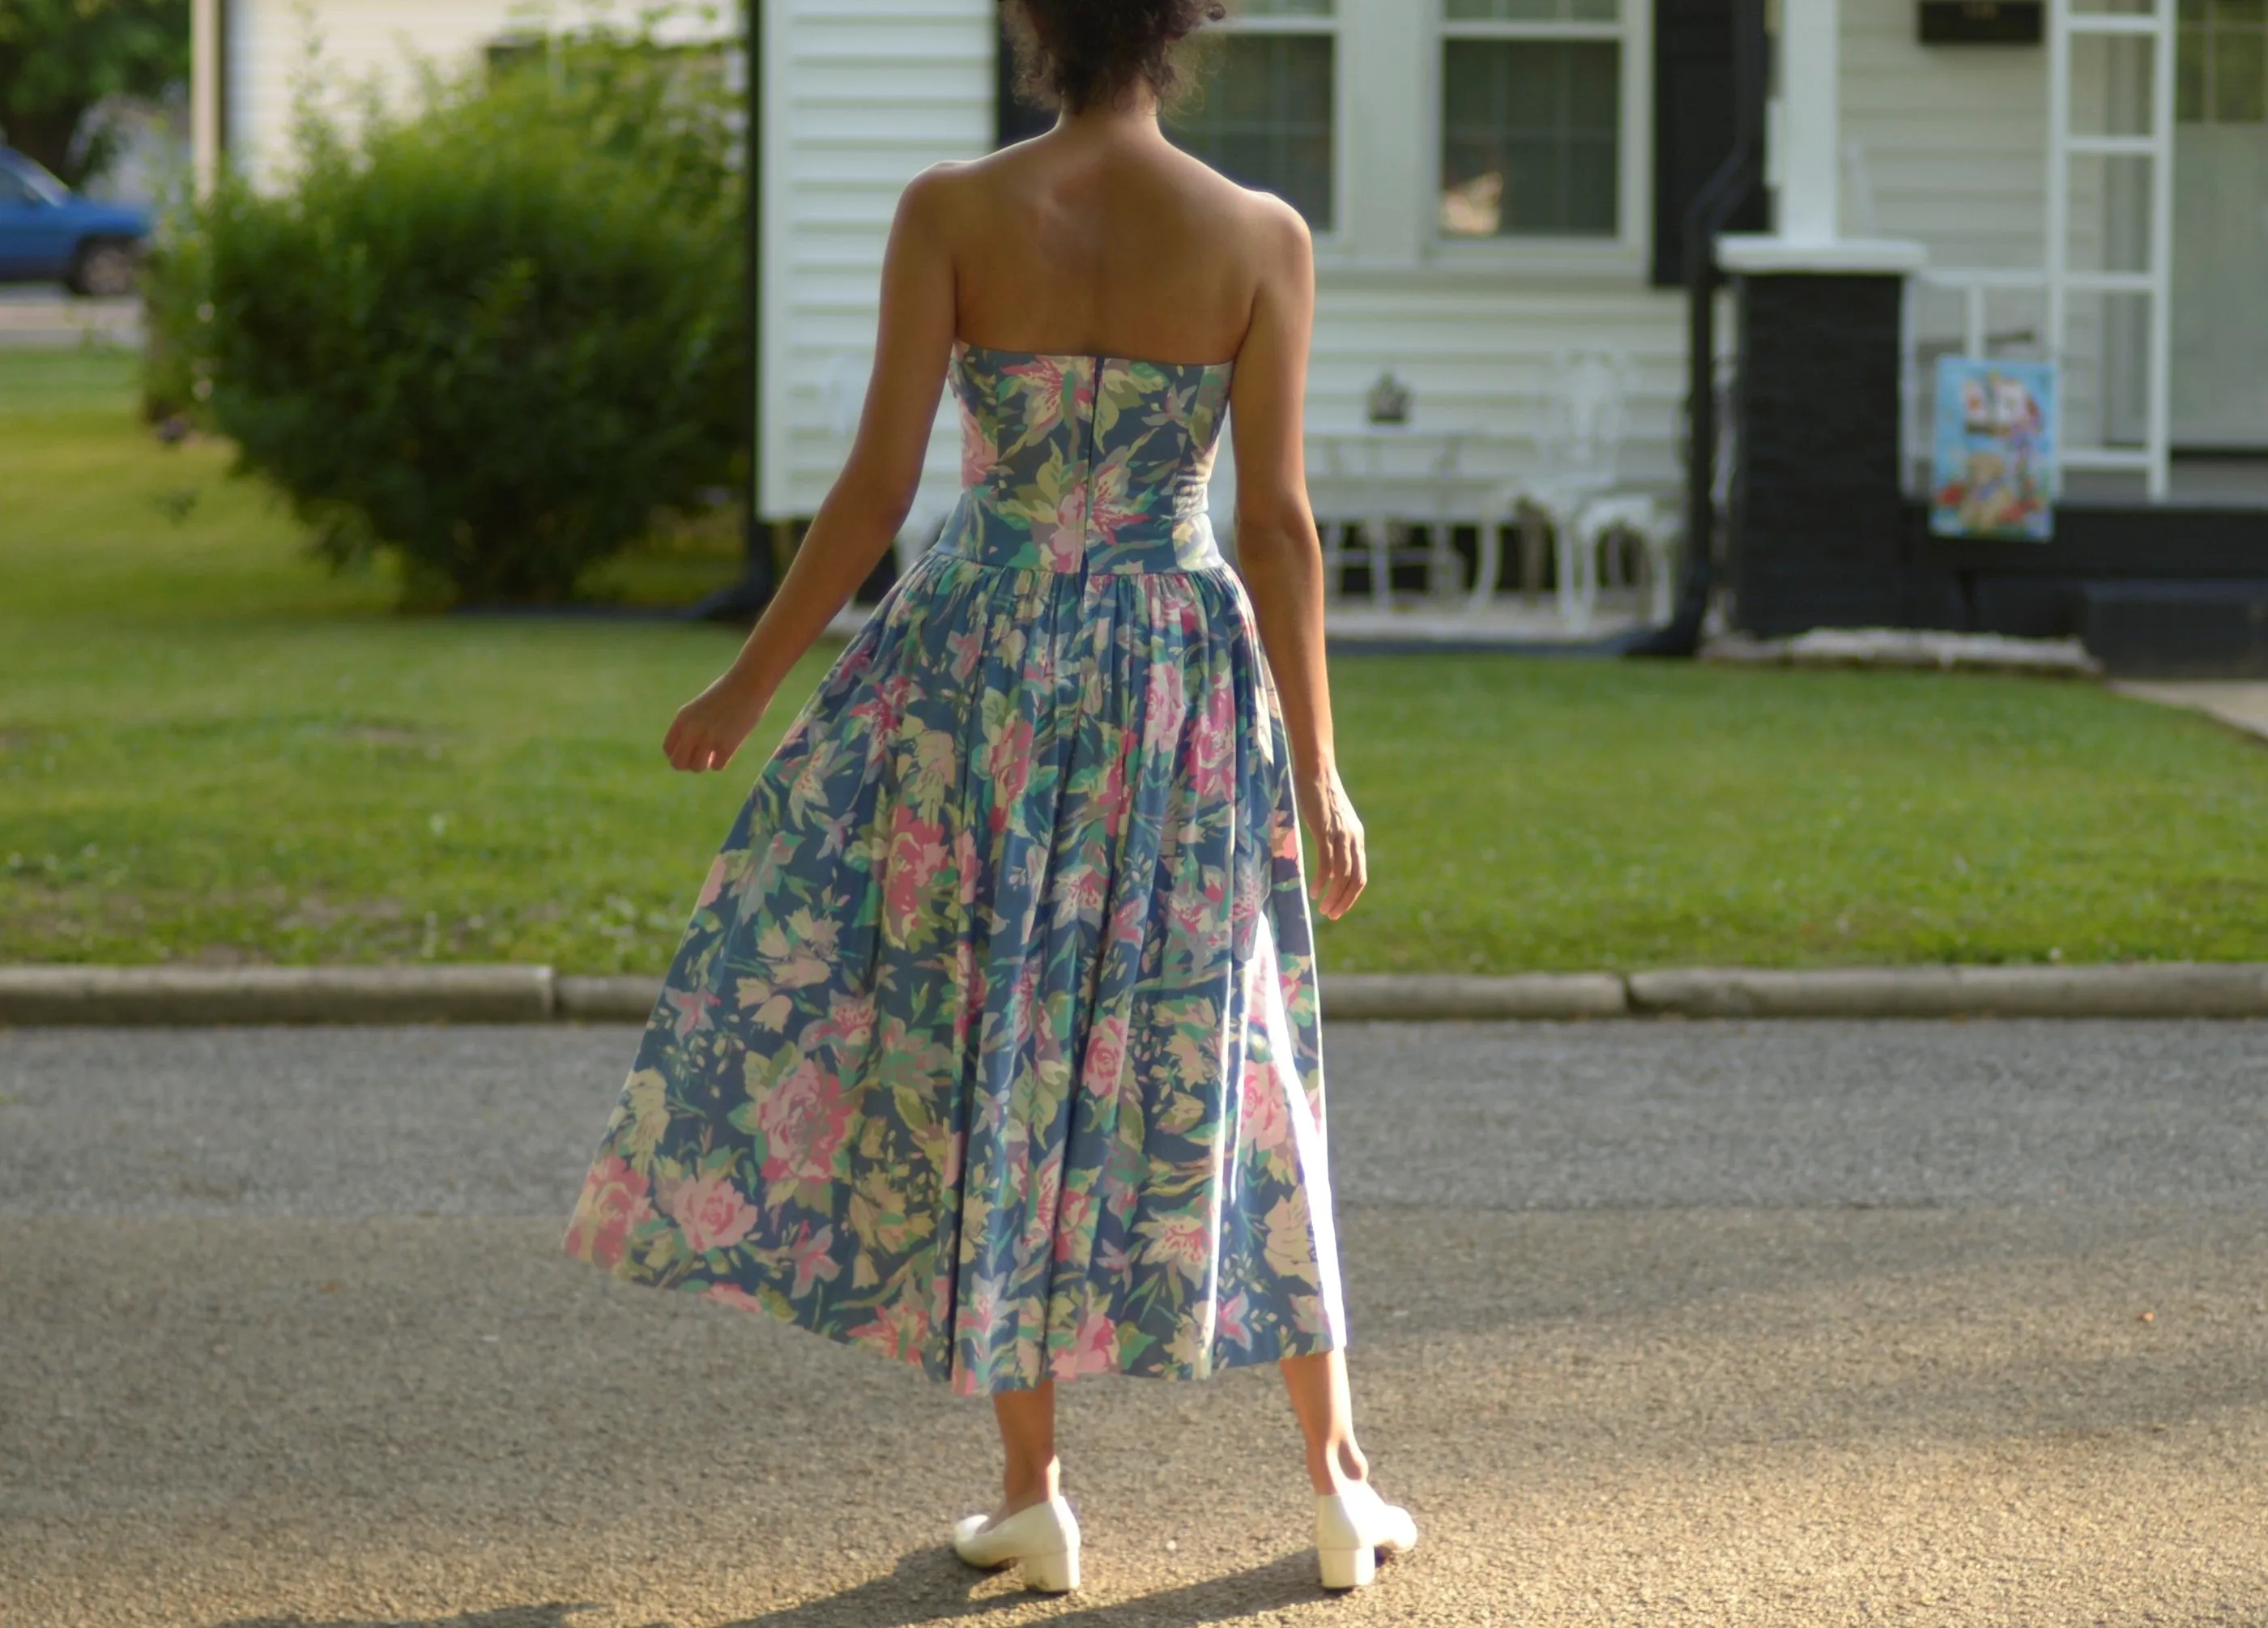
1722,265,2268,674
1725,273,1910,637
1906,504,2268,677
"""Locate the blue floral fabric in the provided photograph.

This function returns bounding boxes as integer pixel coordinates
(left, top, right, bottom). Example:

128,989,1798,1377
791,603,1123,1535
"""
563,340,1349,1396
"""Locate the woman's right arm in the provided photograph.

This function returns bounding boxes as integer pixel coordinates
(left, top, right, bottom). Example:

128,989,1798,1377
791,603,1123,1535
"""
1227,198,1366,922
663,164,961,774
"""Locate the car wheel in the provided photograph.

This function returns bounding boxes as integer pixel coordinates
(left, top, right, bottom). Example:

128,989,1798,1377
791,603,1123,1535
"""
70,239,141,298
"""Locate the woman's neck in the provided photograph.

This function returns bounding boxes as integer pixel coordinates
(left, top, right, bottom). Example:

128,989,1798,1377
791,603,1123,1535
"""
1051,87,1166,146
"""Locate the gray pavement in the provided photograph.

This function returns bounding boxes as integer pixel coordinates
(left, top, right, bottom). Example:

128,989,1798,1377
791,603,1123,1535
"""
3,1021,2265,1626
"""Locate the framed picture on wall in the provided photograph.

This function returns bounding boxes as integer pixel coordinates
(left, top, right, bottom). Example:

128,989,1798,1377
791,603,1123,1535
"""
1929,357,2059,542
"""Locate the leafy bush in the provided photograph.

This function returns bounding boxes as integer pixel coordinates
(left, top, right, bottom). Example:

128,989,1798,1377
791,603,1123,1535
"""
145,19,746,604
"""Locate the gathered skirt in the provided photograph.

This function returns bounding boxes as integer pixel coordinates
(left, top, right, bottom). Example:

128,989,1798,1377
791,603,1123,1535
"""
561,543,1349,1396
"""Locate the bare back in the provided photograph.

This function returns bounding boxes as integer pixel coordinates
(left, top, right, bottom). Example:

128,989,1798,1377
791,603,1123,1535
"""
936,134,1270,365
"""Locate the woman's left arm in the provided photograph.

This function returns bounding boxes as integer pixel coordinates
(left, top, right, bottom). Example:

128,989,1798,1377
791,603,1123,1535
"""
664,164,961,773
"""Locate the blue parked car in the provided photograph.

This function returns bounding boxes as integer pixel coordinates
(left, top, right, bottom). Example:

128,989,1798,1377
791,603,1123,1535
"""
0,146,151,296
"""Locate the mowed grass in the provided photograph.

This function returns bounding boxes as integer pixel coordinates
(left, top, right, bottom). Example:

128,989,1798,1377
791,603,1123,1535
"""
5,348,2266,973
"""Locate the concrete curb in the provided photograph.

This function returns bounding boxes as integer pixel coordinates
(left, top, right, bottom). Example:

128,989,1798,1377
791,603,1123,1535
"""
1626,962,2268,1020
1322,971,1628,1021
0,965,556,1026
2,962,2265,1026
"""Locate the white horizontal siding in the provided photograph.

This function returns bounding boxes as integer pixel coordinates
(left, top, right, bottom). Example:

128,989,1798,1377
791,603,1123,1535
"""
761,0,993,519
764,0,1698,528
224,0,730,189
1840,0,2140,446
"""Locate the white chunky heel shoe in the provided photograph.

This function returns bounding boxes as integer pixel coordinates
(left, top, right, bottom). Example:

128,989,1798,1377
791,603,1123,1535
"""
1315,1481,1417,1591
952,1494,1081,1592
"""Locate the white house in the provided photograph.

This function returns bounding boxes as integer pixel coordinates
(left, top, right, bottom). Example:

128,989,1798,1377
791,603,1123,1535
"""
192,1,2266,663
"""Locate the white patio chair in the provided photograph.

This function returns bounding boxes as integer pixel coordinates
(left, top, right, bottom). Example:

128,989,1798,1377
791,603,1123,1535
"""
1305,427,1511,610
1510,347,1677,631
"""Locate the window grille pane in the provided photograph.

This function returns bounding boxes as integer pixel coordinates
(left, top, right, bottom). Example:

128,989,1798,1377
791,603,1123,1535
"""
2178,26,2210,119
1444,0,1619,21
1168,34,1336,228
1440,39,1618,236
2214,24,2266,121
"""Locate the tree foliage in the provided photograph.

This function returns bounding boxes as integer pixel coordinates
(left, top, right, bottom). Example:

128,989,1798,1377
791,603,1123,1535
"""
0,0,190,187
143,16,748,606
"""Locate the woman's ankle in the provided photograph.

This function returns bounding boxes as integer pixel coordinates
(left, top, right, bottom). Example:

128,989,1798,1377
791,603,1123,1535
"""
1307,1440,1369,1495
1001,1459,1062,1511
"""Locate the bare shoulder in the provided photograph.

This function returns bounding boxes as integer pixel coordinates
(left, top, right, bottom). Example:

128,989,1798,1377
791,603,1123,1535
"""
894,158,977,228
1234,186,1313,279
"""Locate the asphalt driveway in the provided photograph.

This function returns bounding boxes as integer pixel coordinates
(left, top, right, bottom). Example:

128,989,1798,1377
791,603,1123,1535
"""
3,1019,2263,1626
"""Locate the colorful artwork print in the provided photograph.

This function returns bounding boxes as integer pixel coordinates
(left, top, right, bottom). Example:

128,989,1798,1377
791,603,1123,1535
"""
1930,357,2058,542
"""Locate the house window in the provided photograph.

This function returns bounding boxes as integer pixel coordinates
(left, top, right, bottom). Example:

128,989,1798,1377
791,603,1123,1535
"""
1166,0,1337,231
2179,0,2267,126
1439,0,1625,239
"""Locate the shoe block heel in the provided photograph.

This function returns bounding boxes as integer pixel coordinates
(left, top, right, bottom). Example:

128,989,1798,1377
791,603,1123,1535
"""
1318,1544,1375,1591
1022,1546,1080,1592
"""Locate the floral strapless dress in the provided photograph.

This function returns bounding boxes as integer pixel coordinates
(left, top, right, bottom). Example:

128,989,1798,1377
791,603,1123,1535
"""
562,339,1348,1396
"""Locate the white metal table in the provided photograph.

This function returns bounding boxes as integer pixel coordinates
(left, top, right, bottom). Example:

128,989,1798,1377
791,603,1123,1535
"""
1302,422,1520,612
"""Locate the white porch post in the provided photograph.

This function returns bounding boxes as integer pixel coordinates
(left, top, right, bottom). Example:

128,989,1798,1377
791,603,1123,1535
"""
190,0,220,199
1774,0,1841,244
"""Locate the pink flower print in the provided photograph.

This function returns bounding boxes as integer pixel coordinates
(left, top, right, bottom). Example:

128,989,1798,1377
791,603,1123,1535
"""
667,984,718,1041
1187,680,1235,799
950,940,981,1051
1087,457,1145,551
952,825,982,908
1021,1158,1061,1259
1042,487,1087,573
1050,862,1106,930
1272,810,1302,862
987,715,1034,808
564,1155,654,1268
694,854,731,912
1002,356,1079,444
1098,1238,1132,1275
756,1055,856,1183
1136,1206,1213,1283
1080,1011,1128,1100
1239,1052,1290,1153
960,407,1000,486
809,991,875,1063
1051,1306,1119,1380
848,672,918,747
1217,1289,1252,1349
701,1284,768,1314
882,808,949,945
784,1221,843,1298
958,1272,1003,1344
848,1299,930,1362
1053,1181,1095,1263
945,624,982,686
1092,748,1132,840
1141,661,1189,752
661,1170,759,1256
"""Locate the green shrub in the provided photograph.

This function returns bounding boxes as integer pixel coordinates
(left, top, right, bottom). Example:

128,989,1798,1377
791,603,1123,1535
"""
145,19,746,605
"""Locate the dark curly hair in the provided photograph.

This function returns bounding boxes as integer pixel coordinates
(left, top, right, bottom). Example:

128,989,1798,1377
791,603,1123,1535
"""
1004,0,1230,117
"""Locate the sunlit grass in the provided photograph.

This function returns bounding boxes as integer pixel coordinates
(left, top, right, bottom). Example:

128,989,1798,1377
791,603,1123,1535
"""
6,349,2266,971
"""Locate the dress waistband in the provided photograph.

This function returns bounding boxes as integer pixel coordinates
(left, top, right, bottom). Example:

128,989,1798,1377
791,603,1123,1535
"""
931,488,1228,576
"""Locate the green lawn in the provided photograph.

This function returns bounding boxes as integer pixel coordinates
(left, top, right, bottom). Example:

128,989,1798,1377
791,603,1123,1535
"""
6,348,2266,973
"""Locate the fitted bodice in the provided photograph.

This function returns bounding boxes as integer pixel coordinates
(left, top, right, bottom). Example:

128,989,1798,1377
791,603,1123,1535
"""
932,341,1235,576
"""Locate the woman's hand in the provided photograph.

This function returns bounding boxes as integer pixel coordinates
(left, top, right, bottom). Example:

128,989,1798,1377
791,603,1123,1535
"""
1294,764,1366,921
663,674,773,773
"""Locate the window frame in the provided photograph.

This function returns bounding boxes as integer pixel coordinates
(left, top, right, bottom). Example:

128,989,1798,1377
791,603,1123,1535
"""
1176,1,1349,249
1425,1,1653,274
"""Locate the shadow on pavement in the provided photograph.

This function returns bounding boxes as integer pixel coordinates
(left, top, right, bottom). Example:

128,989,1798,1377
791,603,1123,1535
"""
212,1609,599,1628
723,1546,1327,1626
